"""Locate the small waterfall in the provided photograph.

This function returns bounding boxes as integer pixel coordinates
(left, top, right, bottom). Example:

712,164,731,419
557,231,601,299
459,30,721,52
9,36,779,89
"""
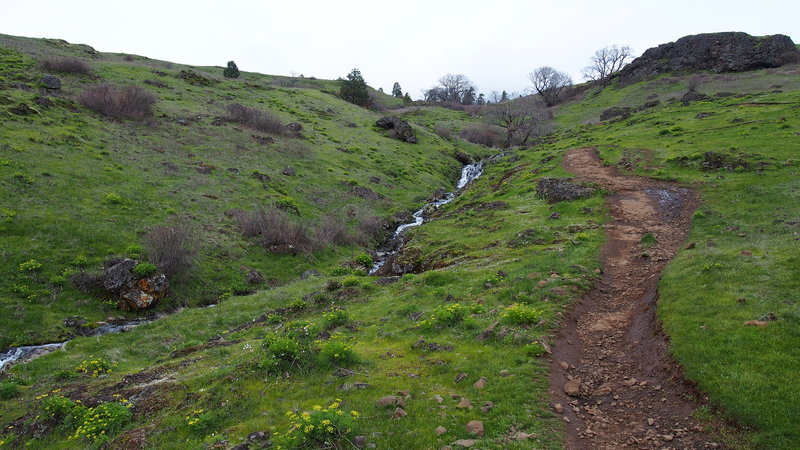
369,161,484,274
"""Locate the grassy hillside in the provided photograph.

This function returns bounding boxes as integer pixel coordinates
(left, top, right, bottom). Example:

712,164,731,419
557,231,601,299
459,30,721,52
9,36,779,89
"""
1,34,799,449
0,34,487,349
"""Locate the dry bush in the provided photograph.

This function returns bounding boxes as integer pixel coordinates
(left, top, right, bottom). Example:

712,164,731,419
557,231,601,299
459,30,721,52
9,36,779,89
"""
356,212,385,245
78,83,156,120
40,56,92,75
145,225,197,277
283,141,312,158
459,125,502,147
434,123,453,140
227,103,286,135
687,75,706,92
235,207,318,253
316,214,354,246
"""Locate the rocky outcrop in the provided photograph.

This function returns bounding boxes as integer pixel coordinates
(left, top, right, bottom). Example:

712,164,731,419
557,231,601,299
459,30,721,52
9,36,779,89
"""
375,116,417,143
618,32,800,83
103,258,169,311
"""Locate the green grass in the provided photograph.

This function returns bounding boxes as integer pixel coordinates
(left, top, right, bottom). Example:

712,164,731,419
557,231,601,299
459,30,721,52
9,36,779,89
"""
1,32,799,449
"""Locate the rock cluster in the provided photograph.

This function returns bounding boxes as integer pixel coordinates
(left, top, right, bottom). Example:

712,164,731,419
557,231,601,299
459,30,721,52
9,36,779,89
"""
536,177,596,203
103,258,169,311
375,116,417,143
618,32,800,83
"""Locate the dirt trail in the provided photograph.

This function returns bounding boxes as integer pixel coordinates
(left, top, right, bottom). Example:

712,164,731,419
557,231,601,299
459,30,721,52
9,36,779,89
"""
549,148,719,449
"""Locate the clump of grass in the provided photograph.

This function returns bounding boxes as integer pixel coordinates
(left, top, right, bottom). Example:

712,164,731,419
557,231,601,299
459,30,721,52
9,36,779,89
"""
501,303,543,325
640,232,657,248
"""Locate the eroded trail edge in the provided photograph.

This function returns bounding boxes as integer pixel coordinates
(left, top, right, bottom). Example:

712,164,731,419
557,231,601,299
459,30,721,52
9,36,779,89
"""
549,148,719,449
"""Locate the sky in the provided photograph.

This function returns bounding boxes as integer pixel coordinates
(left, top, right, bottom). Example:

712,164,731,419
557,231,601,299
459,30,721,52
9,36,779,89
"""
2,0,798,99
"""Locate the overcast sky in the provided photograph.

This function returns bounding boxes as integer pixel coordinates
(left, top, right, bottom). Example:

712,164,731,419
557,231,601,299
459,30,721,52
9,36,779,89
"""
2,1,798,99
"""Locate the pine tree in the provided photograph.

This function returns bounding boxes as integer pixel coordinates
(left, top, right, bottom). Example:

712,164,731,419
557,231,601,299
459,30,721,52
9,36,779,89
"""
339,69,370,106
392,82,403,98
476,93,486,106
223,61,240,79
403,92,412,105
500,90,509,102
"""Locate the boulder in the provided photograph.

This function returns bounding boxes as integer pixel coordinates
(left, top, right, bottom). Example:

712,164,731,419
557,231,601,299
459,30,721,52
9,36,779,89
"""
618,32,800,83
103,259,137,292
35,96,53,109
466,420,485,437
536,177,596,203
375,116,417,143
41,75,61,90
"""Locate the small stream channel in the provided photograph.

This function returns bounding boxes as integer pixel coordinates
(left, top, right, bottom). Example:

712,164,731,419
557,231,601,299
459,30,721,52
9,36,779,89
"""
369,161,485,274
0,320,149,372
1,160,489,371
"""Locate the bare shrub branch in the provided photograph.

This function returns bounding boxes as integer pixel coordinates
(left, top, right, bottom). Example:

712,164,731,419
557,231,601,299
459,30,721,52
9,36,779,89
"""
40,57,92,75
226,103,286,135
78,83,156,120
144,225,197,278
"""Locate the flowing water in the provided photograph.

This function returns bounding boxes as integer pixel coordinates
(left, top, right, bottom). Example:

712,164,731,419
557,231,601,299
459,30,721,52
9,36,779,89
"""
369,161,484,274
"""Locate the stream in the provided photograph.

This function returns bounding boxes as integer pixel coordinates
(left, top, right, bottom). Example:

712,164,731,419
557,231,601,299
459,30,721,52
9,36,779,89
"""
369,161,484,274
1,161,487,371
0,320,148,372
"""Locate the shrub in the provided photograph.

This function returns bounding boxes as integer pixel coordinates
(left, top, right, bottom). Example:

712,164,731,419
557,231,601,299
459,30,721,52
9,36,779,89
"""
262,336,306,373
39,394,86,426
319,340,358,366
290,299,308,310
323,308,350,329
40,57,92,75
71,401,132,443
132,262,158,278
144,224,197,278
76,357,115,377
316,214,355,246
501,303,543,325
0,208,15,231
430,303,470,326
78,83,156,120
460,125,501,147
355,253,373,268
185,408,218,436
19,259,42,272
0,382,19,400
284,320,319,340
524,343,547,357
277,401,358,448
104,192,123,204
434,123,453,140
223,61,240,79
227,103,285,135
235,207,319,253
341,276,361,287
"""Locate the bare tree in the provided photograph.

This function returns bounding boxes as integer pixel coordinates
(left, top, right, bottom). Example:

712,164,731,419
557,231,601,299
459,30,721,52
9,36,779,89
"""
528,67,572,107
488,90,502,104
487,95,551,148
582,45,632,84
424,74,476,103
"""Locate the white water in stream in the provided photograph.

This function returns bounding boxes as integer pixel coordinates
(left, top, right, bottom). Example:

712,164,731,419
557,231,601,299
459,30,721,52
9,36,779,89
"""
369,161,484,274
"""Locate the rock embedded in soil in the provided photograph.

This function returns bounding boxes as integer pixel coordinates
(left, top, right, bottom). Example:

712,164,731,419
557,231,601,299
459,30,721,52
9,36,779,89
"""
564,379,581,396
436,426,447,435
473,377,487,389
456,398,473,409
377,395,404,408
466,420,485,436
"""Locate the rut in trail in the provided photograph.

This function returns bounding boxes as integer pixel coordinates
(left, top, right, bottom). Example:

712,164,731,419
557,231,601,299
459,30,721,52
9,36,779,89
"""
549,148,721,449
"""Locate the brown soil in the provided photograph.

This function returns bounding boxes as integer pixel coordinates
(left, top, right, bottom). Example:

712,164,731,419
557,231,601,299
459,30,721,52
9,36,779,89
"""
549,147,721,449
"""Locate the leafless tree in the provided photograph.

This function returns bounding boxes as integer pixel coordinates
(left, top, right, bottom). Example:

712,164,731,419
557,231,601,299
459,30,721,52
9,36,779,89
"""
487,95,551,148
582,45,632,84
424,74,476,103
528,67,572,107
488,90,502,104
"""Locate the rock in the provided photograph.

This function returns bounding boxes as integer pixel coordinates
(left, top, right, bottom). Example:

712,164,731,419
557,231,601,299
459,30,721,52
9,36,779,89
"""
685,242,696,250
681,91,709,104
647,418,655,426
282,166,296,176
548,212,561,220
9,103,37,116
454,151,474,164
554,403,564,413
300,269,320,279
618,32,800,83
377,395,404,408
397,389,410,397
374,276,400,286
663,434,674,442
41,75,61,90
247,431,270,442
35,96,53,109
473,378,487,389
593,382,615,396
600,106,632,121
564,379,581,396
537,178,596,203
455,372,468,383
334,368,356,377
452,440,476,448
515,432,535,440
246,269,265,284
433,395,444,404
499,370,511,377
436,426,447,435
351,185,385,200
480,401,494,413
744,320,769,327
466,420,484,437
559,361,569,370
741,250,752,256
456,398,472,409
375,116,417,143
392,407,407,418
196,165,214,174
353,436,367,448
286,122,303,136
103,259,137,292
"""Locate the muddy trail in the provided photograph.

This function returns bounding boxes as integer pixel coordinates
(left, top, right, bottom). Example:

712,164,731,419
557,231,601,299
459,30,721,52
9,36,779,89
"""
549,148,720,449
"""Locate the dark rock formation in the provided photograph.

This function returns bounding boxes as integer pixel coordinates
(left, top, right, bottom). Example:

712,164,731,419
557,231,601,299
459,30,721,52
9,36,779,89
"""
375,116,417,143
536,178,596,203
41,75,61,90
618,32,800,83
103,258,169,311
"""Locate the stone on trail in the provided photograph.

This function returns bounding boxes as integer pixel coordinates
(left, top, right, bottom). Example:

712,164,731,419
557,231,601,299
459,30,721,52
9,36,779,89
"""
564,379,581,396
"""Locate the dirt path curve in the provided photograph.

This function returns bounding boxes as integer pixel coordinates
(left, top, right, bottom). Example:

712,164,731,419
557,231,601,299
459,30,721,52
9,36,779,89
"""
549,147,721,449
